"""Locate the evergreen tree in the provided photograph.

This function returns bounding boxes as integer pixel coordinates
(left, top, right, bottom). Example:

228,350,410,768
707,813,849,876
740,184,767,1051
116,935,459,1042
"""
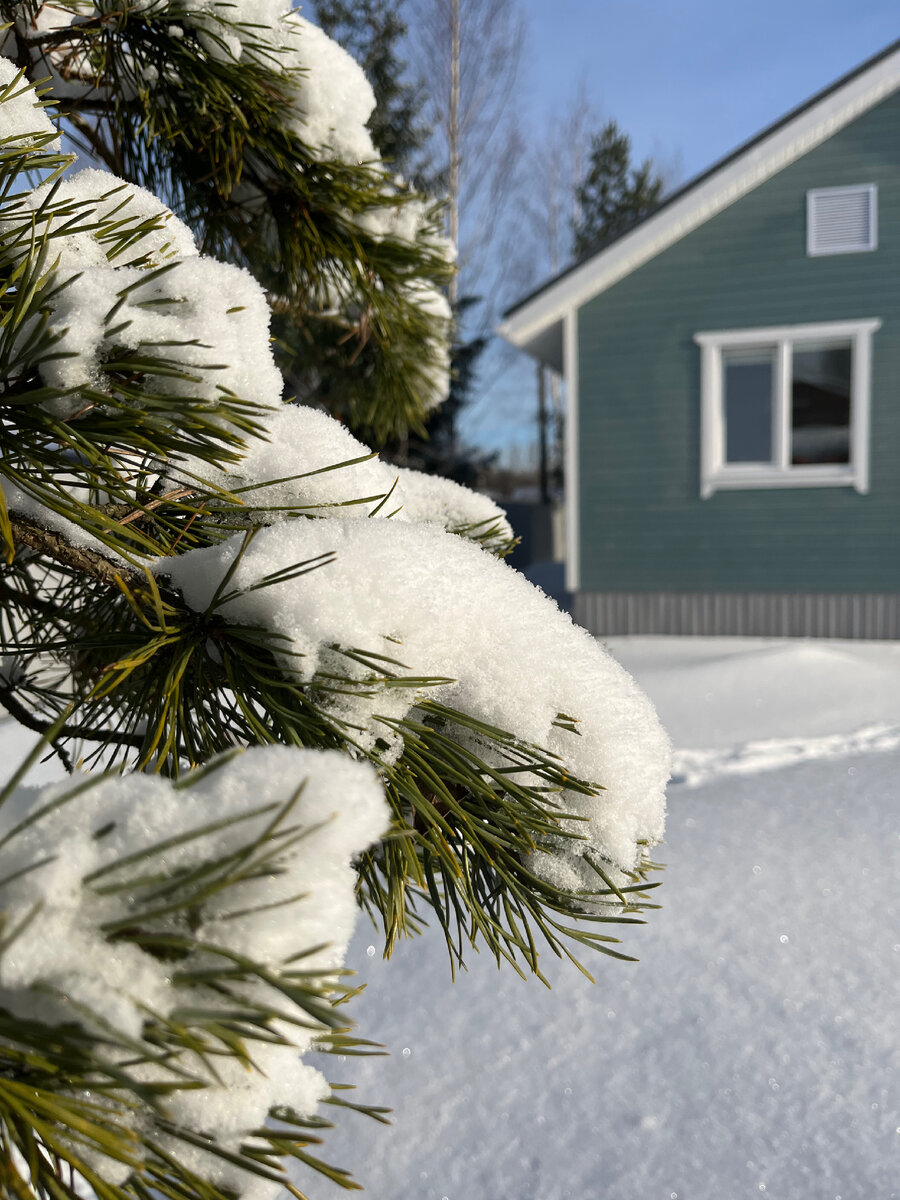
0,8,669,1198
573,119,665,258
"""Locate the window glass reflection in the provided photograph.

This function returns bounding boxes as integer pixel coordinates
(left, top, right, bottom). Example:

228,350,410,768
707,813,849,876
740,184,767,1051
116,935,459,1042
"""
791,340,851,465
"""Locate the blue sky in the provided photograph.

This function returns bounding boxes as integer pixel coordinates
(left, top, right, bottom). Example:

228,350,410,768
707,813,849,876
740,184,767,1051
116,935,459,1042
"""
520,0,897,180
469,0,899,458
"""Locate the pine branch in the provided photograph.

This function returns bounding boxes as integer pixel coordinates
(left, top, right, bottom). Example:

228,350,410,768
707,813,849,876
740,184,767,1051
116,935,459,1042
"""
0,44,669,1200
11,0,454,443
9,514,141,591
15,16,111,50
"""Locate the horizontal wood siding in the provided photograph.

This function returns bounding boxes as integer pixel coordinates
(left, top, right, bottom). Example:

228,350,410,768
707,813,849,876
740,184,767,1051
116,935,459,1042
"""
575,591,900,639
577,89,900,598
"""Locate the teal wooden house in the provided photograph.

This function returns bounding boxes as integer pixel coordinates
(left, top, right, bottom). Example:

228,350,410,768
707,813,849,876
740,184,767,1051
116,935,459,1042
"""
500,41,900,638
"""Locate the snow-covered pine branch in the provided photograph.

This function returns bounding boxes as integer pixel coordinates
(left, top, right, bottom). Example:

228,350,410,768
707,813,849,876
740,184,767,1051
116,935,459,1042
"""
0,745,388,1200
0,28,670,1200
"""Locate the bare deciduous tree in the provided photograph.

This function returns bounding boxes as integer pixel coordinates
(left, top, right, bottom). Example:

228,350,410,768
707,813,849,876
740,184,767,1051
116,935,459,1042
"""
408,0,526,319
528,82,596,278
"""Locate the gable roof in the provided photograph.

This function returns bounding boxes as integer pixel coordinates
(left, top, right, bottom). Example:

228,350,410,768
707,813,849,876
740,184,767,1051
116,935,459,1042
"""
499,38,900,358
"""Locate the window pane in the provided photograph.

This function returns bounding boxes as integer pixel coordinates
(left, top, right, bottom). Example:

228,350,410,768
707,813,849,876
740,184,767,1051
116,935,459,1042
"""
723,347,774,463
791,340,851,464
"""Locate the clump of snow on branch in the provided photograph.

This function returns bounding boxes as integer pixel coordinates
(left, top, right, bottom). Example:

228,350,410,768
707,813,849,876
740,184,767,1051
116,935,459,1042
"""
0,56,60,149
118,1,377,160
0,746,388,1198
4,169,198,269
274,11,378,162
37,254,281,411
350,194,442,248
392,462,510,539
128,3,380,161
160,519,670,887
403,279,453,409
167,402,513,545
0,167,282,416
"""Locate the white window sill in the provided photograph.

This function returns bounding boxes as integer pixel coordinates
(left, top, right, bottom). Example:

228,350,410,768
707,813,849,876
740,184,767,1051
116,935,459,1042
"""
701,466,864,499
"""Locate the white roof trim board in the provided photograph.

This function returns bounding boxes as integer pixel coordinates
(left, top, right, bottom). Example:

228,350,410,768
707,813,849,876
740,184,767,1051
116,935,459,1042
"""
499,45,900,351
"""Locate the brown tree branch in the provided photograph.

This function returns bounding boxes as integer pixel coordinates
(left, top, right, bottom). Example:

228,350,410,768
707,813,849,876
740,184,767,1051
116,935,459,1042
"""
10,513,142,590
65,112,122,175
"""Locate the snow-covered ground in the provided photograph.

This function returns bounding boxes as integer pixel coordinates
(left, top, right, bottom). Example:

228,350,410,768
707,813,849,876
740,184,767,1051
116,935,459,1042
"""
1,636,897,1199
314,636,900,1200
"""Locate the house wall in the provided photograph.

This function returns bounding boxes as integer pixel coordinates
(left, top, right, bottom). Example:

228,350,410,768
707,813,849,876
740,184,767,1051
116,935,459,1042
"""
577,89,900,605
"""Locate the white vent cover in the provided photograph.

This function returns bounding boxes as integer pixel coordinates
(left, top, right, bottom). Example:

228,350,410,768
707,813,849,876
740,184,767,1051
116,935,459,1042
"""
807,185,877,256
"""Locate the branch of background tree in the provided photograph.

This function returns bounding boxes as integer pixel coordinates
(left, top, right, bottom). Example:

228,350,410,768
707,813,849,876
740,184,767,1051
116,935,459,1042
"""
0,683,73,771
0,682,144,759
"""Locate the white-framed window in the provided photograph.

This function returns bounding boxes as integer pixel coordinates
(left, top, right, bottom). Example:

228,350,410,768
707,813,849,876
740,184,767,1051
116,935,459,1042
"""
694,319,881,499
807,185,877,256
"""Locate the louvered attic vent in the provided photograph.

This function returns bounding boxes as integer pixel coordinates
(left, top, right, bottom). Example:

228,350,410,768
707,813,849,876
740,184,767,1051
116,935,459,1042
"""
807,185,877,256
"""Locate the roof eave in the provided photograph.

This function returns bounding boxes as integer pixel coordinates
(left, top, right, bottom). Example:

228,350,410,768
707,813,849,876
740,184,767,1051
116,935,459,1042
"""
500,39,900,349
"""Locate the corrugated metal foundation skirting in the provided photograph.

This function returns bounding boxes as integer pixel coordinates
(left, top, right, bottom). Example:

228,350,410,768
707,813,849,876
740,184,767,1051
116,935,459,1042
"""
574,591,900,639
